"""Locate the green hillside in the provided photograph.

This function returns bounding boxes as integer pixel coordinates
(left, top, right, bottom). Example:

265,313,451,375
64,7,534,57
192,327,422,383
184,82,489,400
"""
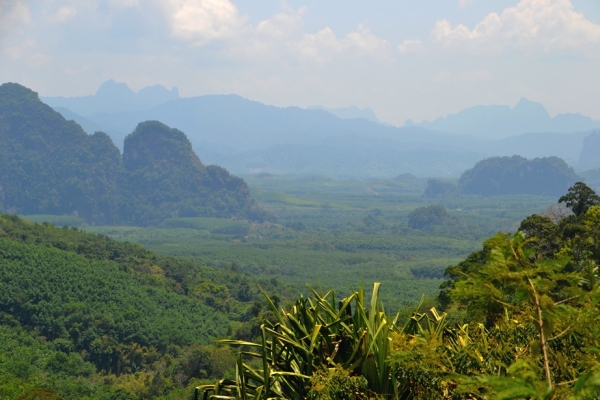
0,83,122,224
459,155,578,197
0,214,286,399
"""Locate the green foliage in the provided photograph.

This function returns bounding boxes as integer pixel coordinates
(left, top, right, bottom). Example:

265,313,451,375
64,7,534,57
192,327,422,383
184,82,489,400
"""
458,360,554,400
428,183,600,398
16,389,67,400
0,83,123,224
459,155,579,197
159,217,250,235
20,214,85,227
424,179,458,198
306,367,367,400
197,182,600,399
559,181,600,216
408,204,454,230
0,213,285,399
87,174,561,312
0,236,229,365
4,159,595,399
0,324,126,400
198,283,399,399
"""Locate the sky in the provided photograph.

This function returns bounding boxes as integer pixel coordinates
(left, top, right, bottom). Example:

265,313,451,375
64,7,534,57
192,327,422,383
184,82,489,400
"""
1,0,599,126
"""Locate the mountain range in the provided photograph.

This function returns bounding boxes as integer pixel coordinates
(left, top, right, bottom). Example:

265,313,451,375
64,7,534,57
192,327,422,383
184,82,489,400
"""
0,83,266,225
41,80,600,178
43,79,180,115
307,105,383,124
410,97,600,139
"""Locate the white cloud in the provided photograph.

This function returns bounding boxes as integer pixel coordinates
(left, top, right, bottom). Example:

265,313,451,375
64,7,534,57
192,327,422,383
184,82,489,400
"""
344,24,391,58
168,0,248,45
108,0,140,6
397,39,423,55
433,0,600,55
3,37,49,68
212,6,392,65
48,6,78,23
294,23,391,63
459,0,474,8
297,27,341,62
0,1,32,35
256,8,305,38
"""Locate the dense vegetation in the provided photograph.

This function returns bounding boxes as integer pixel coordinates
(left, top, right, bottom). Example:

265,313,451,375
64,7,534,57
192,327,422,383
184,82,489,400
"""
459,155,578,197
200,182,600,399
0,83,267,226
86,174,558,312
4,176,596,398
423,178,458,198
0,214,290,399
0,82,122,224
407,204,454,230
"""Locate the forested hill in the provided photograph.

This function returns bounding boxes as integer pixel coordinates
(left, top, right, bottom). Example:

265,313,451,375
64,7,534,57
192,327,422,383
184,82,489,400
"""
121,121,270,225
458,155,579,196
0,213,285,399
0,83,267,225
0,82,123,225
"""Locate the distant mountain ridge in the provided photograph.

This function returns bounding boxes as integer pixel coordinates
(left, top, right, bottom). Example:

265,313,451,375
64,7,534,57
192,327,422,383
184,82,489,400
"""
41,80,600,178
0,83,266,225
307,105,382,124
411,97,600,138
578,131,600,171
42,79,179,116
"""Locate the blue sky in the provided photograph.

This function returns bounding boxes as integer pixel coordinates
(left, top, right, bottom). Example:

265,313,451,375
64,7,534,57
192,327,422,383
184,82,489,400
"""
1,0,599,125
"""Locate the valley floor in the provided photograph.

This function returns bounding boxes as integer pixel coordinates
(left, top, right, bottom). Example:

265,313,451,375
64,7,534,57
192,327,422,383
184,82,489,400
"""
83,174,556,311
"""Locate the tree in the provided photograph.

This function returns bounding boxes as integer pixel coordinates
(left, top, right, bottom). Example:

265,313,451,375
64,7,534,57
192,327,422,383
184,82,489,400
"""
559,181,600,216
408,204,453,230
16,389,66,400
449,232,598,397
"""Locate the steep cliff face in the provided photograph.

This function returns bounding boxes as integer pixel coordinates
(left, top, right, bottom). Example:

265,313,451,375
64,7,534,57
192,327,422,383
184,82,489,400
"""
0,83,123,224
122,121,269,225
0,83,269,225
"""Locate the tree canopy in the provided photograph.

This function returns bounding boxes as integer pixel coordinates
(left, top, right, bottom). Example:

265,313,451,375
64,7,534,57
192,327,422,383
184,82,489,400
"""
558,181,600,216
201,182,600,400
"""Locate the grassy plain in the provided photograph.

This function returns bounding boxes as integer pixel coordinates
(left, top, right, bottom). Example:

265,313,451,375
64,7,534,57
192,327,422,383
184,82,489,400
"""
81,174,556,312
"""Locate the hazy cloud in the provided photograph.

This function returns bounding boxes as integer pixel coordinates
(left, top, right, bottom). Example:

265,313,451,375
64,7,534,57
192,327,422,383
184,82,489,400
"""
294,24,391,62
397,39,423,55
47,6,77,23
344,24,391,59
433,0,600,55
1,1,600,125
168,0,248,45
213,6,392,64
108,0,140,6
256,7,305,38
0,1,31,36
